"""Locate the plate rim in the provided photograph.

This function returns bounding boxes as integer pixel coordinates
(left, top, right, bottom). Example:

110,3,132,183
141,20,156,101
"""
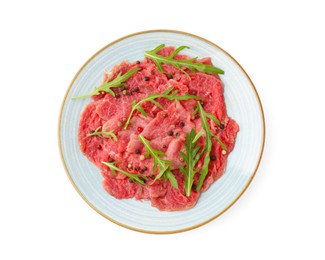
58,29,266,234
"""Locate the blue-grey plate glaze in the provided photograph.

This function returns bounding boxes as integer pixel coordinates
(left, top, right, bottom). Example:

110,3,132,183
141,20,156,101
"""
59,30,265,233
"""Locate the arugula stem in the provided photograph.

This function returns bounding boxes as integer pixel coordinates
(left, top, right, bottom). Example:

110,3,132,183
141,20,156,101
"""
138,135,178,188
124,87,201,129
102,161,147,185
145,44,224,75
72,68,140,99
196,102,213,192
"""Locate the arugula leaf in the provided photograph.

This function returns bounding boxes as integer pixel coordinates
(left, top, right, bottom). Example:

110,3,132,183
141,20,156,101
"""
194,102,229,191
205,113,221,126
102,161,147,185
212,134,228,151
179,129,202,196
138,135,178,188
124,86,201,129
86,126,118,141
196,102,213,192
144,44,224,76
72,68,140,99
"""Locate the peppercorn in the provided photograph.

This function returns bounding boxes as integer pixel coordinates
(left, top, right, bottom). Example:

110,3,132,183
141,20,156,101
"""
174,132,179,137
135,149,140,154
142,166,148,171
162,113,167,118
220,123,225,129
167,73,173,79
108,158,114,163
97,144,102,150
134,166,140,171
210,155,216,161
133,87,139,92
179,121,185,127
144,76,149,81
167,130,173,136
136,60,140,64
139,177,147,183
191,184,197,191
163,144,167,149
115,93,121,98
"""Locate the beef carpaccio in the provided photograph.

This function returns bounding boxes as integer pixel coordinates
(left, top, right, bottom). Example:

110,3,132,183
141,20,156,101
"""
77,46,239,211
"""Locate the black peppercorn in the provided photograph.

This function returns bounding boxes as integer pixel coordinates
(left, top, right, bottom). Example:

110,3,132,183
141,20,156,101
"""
139,177,147,183
135,149,140,154
210,155,216,161
108,158,114,163
115,93,121,98
220,123,225,129
144,76,149,81
136,60,140,64
133,87,139,92
167,130,173,136
167,73,173,79
179,121,185,127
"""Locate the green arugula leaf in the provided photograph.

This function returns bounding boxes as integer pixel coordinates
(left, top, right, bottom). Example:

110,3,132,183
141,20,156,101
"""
179,129,203,196
194,102,228,191
138,135,178,188
212,134,228,151
86,126,118,141
144,44,224,76
205,113,221,126
72,68,140,99
196,102,213,192
124,86,201,129
102,161,147,185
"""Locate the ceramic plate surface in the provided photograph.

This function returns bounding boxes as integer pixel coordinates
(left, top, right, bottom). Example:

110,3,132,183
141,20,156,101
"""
59,30,265,233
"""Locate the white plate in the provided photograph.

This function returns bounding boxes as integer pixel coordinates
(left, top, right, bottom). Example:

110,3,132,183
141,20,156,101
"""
59,30,265,233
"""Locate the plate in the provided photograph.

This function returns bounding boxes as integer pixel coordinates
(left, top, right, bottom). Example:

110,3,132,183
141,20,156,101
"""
59,30,265,233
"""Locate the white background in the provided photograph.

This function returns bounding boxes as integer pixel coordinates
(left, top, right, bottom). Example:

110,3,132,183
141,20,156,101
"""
1,0,324,259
